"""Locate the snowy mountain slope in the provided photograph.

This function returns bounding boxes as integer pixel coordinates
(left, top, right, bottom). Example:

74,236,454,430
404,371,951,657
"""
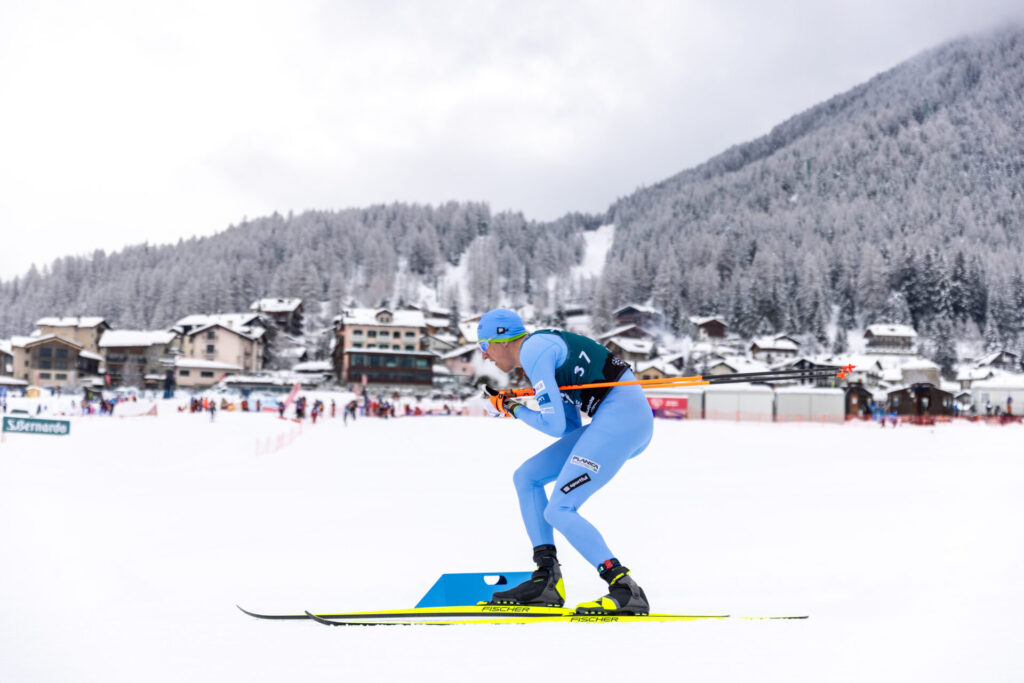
2,28,1022,353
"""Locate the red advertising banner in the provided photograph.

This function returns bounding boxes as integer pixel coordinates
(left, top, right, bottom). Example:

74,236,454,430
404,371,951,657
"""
648,396,688,418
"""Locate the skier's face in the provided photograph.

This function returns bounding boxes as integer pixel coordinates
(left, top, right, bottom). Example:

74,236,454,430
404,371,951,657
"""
481,340,520,372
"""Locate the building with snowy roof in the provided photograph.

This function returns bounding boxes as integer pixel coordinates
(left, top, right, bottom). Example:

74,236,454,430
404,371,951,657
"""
439,344,481,382
597,324,656,343
750,336,799,364
559,301,589,318
767,357,845,387
955,365,1001,390
250,298,304,335
99,330,181,387
424,317,454,335
456,322,479,345
333,308,427,333
879,366,903,385
181,323,265,373
250,298,302,313
970,374,1024,415
422,333,459,354
819,354,885,384
899,359,941,386
688,316,728,340
605,337,656,365
35,316,111,355
291,360,335,382
707,356,770,376
613,304,663,329
331,308,429,383
974,350,1020,373
887,383,954,418
8,335,100,389
173,357,243,389
635,358,679,381
171,313,271,373
173,313,266,336
0,374,28,389
864,324,918,354
844,383,875,417
657,352,688,372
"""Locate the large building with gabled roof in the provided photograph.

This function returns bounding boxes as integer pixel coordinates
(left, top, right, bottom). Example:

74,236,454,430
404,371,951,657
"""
172,313,271,373
180,323,265,373
9,334,101,389
35,316,111,355
330,308,429,385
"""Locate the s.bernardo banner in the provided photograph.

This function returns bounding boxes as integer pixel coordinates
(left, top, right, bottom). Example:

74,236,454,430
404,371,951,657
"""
2,416,71,436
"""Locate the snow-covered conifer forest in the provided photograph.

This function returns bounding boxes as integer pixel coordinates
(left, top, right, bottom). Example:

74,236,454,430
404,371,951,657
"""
1,28,1022,359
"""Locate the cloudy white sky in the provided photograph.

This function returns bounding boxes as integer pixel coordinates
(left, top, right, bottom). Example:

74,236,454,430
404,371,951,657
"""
1,0,1022,279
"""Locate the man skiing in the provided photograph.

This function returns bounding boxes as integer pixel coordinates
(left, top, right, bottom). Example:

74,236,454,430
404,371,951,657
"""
477,308,654,615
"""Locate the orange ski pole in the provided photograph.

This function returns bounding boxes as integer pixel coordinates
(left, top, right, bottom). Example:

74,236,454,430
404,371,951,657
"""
499,365,854,399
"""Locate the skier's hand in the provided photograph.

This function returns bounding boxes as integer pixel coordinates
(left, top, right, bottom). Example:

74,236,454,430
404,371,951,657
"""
483,385,525,418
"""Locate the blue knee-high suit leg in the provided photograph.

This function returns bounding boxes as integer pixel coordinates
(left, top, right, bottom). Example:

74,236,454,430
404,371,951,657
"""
510,332,654,568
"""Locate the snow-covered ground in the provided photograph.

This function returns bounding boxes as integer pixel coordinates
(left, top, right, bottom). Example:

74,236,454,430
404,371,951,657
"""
571,223,614,279
1,409,1022,682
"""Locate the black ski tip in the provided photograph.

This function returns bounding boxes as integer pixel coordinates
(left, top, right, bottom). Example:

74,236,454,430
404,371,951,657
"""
306,610,357,626
237,604,265,619
237,604,308,620
305,610,330,625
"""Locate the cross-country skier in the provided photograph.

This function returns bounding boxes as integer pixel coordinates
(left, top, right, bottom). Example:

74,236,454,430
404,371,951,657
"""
477,308,654,615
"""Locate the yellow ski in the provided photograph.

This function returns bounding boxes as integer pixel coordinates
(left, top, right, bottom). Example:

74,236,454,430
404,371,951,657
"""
305,611,733,626
237,604,574,620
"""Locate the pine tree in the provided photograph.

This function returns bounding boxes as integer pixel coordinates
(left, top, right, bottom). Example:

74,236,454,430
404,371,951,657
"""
930,318,958,378
880,291,913,325
652,249,683,333
729,280,756,339
1011,268,1024,342
965,256,988,329
949,251,968,324
983,302,1003,352
810,289,830,348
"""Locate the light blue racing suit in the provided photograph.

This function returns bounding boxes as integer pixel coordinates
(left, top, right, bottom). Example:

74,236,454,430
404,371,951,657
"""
511,332,654,567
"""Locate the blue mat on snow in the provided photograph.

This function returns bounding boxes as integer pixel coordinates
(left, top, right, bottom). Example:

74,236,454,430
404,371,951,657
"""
416,572,534,608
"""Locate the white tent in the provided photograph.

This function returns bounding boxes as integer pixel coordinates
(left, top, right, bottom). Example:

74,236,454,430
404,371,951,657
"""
970,374,1024,414
703,384,774,422
775,387,846,424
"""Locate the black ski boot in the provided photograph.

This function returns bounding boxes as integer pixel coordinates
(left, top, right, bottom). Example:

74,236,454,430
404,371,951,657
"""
489,544,566,607
575,559,649,615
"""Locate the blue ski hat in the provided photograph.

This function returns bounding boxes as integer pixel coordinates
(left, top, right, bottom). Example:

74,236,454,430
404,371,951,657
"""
477,308,527,352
